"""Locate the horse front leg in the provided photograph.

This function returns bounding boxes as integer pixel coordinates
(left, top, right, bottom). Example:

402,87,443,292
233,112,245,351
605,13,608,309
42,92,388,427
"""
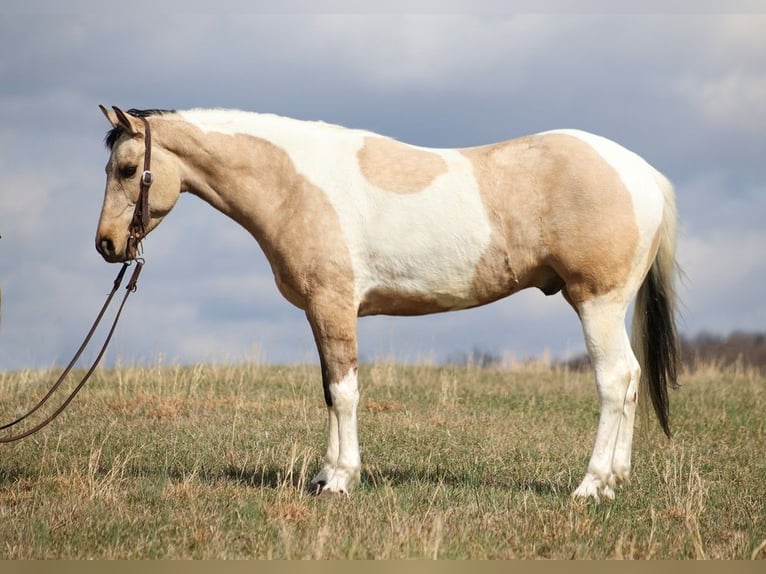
307,303,360,494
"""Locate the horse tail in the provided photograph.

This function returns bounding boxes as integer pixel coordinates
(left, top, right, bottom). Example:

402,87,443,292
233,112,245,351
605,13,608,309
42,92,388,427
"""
631,170,681,438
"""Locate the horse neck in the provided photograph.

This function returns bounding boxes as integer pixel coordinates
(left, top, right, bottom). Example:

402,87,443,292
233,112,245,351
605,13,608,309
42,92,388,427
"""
164,112,309,244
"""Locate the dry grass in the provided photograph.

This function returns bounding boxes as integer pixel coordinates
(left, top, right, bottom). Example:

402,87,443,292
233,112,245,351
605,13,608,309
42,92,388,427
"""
0,359,764,559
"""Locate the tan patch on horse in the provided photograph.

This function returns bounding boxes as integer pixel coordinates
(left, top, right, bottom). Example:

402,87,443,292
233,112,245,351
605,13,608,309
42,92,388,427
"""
357,137,447,194
359,287,467,317
462,133,640,305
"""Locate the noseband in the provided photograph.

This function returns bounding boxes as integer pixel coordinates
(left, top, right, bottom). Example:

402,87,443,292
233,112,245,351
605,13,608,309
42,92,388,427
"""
128,116,154,255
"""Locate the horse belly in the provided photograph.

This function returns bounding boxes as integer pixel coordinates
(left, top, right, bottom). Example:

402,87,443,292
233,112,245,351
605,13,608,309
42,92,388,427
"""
353,181,494,316
356,249,484,317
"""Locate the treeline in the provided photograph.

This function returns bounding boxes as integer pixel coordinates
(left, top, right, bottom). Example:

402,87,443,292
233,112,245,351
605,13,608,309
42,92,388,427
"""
678,331,766,371
449,331,766,372
565,331,766,372
564,331,766,371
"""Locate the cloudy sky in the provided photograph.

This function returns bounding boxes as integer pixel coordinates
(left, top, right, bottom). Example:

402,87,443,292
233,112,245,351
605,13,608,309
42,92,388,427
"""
1,6,764,371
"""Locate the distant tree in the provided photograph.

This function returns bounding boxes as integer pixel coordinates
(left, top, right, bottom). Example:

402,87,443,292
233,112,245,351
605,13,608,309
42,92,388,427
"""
681,331,766,370
446,347,501,368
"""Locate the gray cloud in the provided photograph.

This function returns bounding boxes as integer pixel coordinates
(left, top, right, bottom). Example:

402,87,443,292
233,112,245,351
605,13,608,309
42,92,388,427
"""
1,12,764,370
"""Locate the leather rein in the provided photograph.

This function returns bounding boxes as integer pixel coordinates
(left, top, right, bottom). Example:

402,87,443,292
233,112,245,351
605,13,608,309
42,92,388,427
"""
0,116,153,443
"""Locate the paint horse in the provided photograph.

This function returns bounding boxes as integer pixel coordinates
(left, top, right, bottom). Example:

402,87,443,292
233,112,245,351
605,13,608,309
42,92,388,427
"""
96,106,680,501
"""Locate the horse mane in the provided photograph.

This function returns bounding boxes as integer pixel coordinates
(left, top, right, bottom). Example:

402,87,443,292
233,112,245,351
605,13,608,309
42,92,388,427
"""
104,108,175,149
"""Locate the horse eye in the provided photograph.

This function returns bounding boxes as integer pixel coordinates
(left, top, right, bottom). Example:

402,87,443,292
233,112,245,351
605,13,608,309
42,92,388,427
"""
120,165,138,179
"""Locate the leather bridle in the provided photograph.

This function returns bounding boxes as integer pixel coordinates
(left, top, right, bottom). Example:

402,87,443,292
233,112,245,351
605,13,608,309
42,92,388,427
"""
0,114,153,443
128,116,154,256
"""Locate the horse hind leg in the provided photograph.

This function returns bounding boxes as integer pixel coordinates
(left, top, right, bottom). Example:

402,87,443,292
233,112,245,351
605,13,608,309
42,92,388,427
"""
571,293,640,501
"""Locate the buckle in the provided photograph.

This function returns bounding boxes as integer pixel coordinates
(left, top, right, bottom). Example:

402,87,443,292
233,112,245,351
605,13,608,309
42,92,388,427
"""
141,170,154,187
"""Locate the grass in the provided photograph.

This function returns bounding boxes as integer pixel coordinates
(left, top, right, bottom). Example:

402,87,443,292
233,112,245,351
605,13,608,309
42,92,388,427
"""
0,359,764,559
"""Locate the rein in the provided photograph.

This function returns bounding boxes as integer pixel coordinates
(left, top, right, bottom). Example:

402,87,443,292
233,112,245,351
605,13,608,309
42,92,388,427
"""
0,262,143,442
0,115,154,443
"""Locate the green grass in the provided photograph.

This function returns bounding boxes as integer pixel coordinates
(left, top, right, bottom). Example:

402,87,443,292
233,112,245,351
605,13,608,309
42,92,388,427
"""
0,360,764,559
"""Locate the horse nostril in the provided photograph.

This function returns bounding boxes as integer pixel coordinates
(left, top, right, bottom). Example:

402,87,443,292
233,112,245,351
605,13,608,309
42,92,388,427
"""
98,237,115,257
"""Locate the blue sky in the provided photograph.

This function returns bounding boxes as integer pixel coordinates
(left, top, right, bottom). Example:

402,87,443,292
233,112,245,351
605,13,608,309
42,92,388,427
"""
1,8,764,369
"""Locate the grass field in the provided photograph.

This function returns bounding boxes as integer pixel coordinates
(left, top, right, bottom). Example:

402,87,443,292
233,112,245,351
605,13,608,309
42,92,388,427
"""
0,359,764,559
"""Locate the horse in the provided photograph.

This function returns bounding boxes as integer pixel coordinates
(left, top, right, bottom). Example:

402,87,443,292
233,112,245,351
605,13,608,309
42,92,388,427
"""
96,105,680,501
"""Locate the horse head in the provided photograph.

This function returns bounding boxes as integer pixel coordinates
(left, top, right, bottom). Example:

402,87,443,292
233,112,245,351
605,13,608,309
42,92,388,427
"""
96,106,181,262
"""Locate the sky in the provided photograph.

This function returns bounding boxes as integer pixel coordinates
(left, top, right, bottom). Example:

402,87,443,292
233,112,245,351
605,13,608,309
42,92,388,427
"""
1,6,765,370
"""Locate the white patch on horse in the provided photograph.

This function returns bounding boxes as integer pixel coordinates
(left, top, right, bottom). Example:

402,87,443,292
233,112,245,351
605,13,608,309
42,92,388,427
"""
311,368,361,494
346,147,491,310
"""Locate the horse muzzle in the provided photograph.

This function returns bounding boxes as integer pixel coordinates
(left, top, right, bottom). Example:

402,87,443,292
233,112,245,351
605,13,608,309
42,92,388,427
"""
96,233,137,263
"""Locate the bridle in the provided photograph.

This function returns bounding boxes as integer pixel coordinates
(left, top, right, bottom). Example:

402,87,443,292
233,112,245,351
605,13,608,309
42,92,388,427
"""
0,115,154,443
128,116,154,256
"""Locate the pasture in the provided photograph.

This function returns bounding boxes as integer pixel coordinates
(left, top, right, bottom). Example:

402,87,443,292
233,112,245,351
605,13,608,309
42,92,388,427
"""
0,359,764,559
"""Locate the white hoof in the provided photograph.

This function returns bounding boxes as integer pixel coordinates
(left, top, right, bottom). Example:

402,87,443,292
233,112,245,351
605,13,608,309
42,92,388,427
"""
310,465,359,495
572,473,615,502
310,464,333,487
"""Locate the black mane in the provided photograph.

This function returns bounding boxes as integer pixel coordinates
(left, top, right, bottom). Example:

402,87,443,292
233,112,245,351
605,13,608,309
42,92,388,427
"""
104,108,176,150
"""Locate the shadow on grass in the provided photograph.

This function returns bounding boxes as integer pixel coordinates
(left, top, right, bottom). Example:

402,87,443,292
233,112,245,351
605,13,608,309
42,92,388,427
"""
221,464,310,490
368,466,569,496
218,463,569,497
0,458,568,498
0,466,25,486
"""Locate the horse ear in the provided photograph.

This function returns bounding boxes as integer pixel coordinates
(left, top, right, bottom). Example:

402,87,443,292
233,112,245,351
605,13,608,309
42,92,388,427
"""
110,106,141,136
99,104,120,128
